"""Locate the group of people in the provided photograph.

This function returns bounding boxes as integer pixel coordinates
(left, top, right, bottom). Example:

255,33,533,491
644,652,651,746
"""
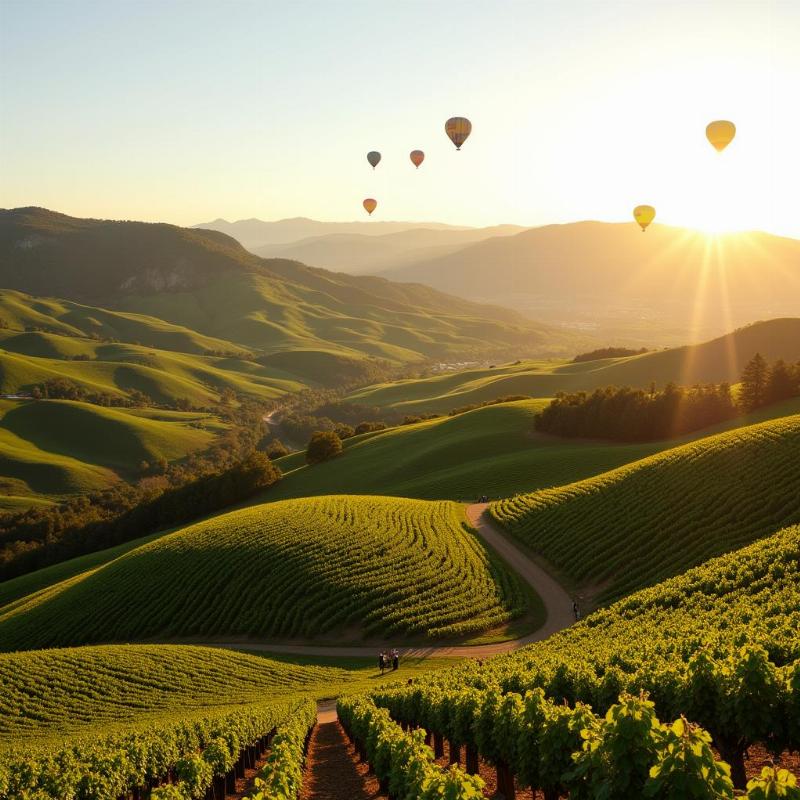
378,648,400,674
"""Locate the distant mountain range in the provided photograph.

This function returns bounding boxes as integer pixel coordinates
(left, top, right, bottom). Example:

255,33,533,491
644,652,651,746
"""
0,209,590,384
192,216,479,250
249,225,527,275
193,216,800,346
375,222,800,344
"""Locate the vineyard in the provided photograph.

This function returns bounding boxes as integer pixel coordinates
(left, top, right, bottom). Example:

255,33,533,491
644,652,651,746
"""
0,644,371,743
491,413,800,602
0,495,529,651
348,523,800,794
0,693,315,800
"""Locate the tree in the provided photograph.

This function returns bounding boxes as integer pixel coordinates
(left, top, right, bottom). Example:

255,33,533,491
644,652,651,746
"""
739,353,768,412
262,438,289,460
306,431,342,465
334,423,355,440
765,360,797,405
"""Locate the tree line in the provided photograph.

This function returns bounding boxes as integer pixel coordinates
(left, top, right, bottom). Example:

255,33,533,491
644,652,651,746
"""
534,354,800,442
0,403,280,580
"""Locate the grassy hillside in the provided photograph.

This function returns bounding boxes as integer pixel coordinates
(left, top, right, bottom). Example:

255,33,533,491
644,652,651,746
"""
0,289,248,355
491,413,800,603
346,318,800,413
0,399,219,505
378,221,800,343
0,496,531,651
268,396,800,504
0,208,589,367
0,332,303,404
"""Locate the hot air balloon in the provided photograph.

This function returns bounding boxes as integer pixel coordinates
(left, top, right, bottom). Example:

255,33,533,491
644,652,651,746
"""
633,205,656,232
363,198,377,216
367,151,381,169
445,117,472,150
410,150,425,168
706,121,736,152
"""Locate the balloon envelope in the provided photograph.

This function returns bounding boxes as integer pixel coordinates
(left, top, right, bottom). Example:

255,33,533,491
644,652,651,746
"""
445,117,472,150
363,198,377,216
706,121,736,152
410,149,425,168
633,205,656,232
367,151,381,169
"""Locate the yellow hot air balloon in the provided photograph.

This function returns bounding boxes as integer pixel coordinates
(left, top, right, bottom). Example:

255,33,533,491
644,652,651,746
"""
363,198,377,216
410,149,425,168
633,205,656,232
706,121,736,152
367,151,381,169
445,117,472,150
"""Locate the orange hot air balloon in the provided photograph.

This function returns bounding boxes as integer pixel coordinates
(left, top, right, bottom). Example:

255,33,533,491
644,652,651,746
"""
445,117,472,150
705,121,736,152
633,205,656,232
410,149,425,168
363,198,377,216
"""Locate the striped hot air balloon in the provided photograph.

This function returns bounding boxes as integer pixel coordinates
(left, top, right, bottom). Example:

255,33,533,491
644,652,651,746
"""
445,117,472,150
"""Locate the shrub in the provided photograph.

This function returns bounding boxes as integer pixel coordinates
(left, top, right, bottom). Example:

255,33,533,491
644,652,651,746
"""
306,431,342,464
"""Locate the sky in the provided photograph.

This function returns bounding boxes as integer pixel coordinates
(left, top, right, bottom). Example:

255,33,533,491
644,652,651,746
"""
1,0,799,238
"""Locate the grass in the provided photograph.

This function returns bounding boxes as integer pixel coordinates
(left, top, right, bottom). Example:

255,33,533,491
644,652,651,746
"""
0,333,304,406
267,397,800,504
0,399,219,501
490,412,800,605
0,643,454,745
345,318,800,413
0,495,533,651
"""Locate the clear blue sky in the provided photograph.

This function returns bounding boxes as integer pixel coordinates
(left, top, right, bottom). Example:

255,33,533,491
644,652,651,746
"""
2,0,798,236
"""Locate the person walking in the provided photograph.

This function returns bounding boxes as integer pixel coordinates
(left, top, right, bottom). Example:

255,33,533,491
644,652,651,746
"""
392,648,399,671
572,599,580,621
378,651,385,675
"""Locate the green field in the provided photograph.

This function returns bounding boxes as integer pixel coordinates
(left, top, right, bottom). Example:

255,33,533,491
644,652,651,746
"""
346,318,800,413
0,495,531,651
491,412,800,604
0,331,304,405
268,396,800,504
0,399,221,504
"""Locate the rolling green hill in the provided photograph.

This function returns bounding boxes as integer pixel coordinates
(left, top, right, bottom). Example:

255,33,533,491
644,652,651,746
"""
0,289,248,355
490,413,800,604
0,208,590,372
267,396,800,504
346,318,800,413
0,331,304,405
0,495,530,651
0,399,220,506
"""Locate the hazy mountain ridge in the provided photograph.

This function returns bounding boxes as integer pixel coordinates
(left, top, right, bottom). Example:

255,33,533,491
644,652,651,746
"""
193,216,477,250
250,225,528,274
376,221,800,344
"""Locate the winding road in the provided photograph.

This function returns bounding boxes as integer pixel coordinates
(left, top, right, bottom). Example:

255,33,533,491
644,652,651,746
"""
209,504,574,660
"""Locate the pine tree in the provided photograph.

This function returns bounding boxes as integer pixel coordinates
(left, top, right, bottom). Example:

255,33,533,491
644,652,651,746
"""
739,353,768,412
765,359,796,404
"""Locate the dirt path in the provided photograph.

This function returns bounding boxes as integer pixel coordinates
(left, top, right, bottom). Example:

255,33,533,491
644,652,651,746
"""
207,504,574,660
300,703,386,800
